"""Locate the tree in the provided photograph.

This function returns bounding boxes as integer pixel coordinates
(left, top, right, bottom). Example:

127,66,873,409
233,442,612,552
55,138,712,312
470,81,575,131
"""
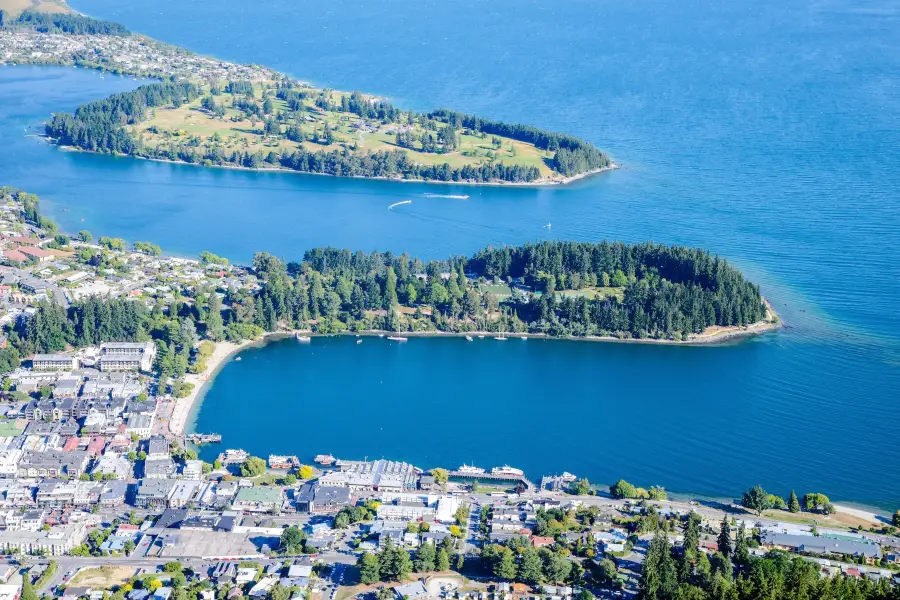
733,521,749,567
21,579,38,600
280,526,306,554
334,512,350,530
298,464,313,479
789,490,801,513
494,547,517,580
571,478,592,496
893,510,900,528
78,229,93,242
436,547,450,571
639,531,677,600
680,512,701,581
162,561,182,573
803,492,835,514
518,547,543,584
717,517,731,559
358,552,380,584
432,468,449,488
741,484,769,515
206,293,225,341
610,479,638,499
415,542,436,572
240,456,267,477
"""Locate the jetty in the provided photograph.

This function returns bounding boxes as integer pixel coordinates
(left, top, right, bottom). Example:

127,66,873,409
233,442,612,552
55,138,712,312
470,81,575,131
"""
186,433,222,444
448,468,535,491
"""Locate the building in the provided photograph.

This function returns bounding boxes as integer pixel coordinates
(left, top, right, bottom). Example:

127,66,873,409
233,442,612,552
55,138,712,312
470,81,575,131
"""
98,342,157,372
377,493,460,523
144,458,177,480
394,581,429,600
0,523,86,556
295,483,353,514
0,450,22,478
760,531,882,560
0,584,21,600
135,479,177,509
31,354,78,372
18,451,89,479
147,436,170,460
233,487,283,513
320,459,418,492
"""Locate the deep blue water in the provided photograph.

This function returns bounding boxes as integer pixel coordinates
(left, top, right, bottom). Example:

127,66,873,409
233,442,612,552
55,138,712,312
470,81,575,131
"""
0,0,897,507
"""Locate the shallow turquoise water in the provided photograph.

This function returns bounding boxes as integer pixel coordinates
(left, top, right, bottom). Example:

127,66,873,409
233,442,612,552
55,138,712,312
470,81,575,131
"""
0,0,897,507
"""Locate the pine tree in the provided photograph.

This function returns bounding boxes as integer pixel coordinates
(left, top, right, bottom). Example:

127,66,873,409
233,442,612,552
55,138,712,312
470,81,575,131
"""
518,547,543,584
680,512,701,582
436,547,450,571
415,542,435,573
206,293,225,341
788,490,800,513
639,531,678,600
21,578,38,600
734,522,749,567
717,517,731,559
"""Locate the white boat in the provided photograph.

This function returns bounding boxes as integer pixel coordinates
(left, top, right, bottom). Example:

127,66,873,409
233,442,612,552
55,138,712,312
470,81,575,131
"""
234,356,242,361
520,336,528,340
477,335,485,339
458,464,486,475
296,335,311,342
465,335,474,342
491,465,525,477
560,472,577,482
356,339,363,344
494,335,508,341
387,336,408,342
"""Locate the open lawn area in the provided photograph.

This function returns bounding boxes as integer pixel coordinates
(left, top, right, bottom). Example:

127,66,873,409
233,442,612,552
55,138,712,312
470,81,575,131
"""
132,82,559,178
0,0,71,15
68,566,137,589
557,286,625,301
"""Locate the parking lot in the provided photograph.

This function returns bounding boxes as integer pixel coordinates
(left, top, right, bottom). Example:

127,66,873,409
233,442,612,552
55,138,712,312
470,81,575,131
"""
155,530,277,558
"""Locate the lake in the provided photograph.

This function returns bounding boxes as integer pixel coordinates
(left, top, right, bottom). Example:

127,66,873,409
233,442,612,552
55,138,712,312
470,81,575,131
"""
0,0,897,507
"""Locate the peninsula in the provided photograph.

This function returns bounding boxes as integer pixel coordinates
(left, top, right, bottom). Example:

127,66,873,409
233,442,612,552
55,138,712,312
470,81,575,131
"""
0,8,613,184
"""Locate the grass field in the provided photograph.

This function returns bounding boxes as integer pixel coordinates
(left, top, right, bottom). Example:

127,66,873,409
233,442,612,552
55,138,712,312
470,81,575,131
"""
557,286,626,301
68,566,137,589
0,0,71,15
0,421,23,436
132,83,559,178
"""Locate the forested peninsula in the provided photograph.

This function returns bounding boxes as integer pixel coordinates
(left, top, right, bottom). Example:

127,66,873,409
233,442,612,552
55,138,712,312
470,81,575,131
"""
1,9,612,183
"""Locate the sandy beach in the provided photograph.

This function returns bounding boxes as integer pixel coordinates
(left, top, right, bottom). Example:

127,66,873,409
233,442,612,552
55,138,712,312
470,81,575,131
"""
167,337,265,436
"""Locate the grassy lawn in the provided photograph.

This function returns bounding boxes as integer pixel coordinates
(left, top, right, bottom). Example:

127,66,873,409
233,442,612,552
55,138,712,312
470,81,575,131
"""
0,0,71,15
557,286,625,301
68,566,137,589
481,283,513,298
132,83,558,178
0,421,23,437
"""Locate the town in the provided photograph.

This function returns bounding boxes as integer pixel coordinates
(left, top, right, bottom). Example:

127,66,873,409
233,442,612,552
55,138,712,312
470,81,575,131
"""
0,191,896,600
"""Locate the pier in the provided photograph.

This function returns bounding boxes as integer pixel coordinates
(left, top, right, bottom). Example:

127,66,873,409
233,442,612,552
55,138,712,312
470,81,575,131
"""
448,470,535,491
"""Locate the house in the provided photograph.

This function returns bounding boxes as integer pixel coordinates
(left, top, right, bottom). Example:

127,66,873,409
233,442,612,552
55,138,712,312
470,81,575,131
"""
235,568,258,585
295,483,352,514
249,577,278,598
146,436,170,460
234,487,283,513
760,531,882,560
531,536,555,548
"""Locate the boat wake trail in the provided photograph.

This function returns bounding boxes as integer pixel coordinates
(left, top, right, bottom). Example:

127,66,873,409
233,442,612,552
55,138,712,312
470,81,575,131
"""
422,193,470,200
388,200,412,210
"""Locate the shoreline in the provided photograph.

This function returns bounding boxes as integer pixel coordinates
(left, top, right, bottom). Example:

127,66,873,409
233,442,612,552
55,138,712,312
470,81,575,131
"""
51,141,618,187
176,303,781,434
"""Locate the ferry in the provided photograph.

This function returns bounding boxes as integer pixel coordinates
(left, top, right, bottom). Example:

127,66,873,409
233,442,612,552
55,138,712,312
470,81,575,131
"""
296,334,311,342
491,465,525,477
218,449,249,465
458,464,486,475
314,453,337,466
387,336,408,342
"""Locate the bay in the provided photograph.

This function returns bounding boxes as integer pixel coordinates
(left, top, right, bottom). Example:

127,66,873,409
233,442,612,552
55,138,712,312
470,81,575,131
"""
0,0,897,507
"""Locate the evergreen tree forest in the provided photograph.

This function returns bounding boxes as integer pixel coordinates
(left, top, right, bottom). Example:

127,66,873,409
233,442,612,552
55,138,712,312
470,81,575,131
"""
639,529,898,600
0,10,129,35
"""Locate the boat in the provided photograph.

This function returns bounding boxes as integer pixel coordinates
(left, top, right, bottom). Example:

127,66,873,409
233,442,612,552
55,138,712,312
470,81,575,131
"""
560,472,578,482
477,335,485,339
186,433,222,444
314,453,337,466
296,334,311,342
387,336,408,342
458,464,486,475
356,339,363,344
491,465,525,477
494,335,508,341
465,335,474,342
520,336,528,340
234,356,242,361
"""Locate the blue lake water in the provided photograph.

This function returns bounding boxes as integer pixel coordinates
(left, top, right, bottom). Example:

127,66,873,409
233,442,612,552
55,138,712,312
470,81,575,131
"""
0,0,897,507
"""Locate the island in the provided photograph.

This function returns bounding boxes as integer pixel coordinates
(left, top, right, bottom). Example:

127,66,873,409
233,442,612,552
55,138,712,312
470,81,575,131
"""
1,7,614,184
